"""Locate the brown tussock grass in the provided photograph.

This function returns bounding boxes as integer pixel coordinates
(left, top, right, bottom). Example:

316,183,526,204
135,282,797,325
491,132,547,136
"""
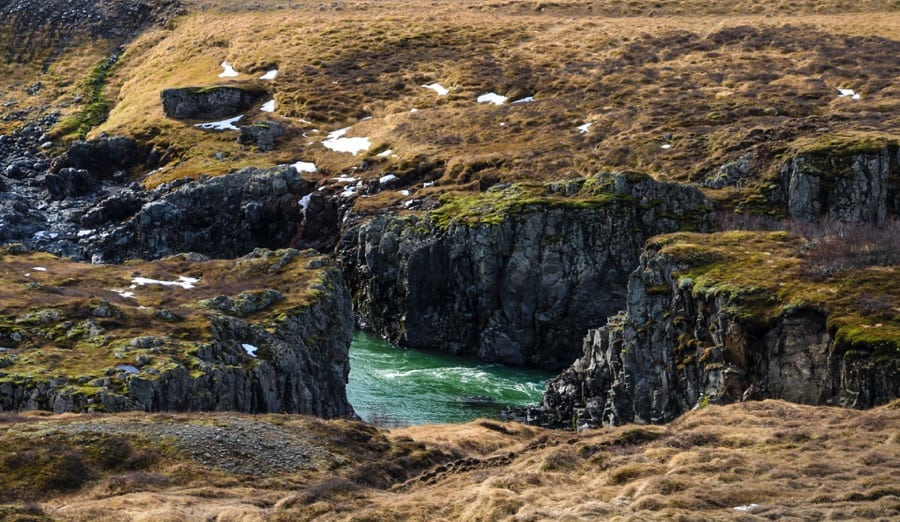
1,400,897,520
5,0,896,214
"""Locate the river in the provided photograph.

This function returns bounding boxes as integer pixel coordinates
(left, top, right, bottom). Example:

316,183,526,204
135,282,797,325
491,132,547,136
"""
347,332,555,426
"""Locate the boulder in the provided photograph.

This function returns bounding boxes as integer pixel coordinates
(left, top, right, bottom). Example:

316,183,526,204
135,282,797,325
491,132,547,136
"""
238,120,284,152
161,86,266,120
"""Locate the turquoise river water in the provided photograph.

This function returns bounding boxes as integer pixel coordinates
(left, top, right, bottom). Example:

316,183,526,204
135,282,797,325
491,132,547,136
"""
347,332,555,425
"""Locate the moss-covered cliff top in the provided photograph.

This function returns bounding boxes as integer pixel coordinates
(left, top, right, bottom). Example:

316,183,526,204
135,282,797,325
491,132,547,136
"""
2,0,898,213
651,229,900,354
0,246,333,395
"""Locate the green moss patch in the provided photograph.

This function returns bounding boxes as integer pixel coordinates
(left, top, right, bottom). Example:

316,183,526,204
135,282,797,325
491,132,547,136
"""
652,231,900,358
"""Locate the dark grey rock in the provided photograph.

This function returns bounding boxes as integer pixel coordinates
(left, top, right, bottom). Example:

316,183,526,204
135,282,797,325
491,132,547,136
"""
535,243,899,428
238,120,284,152
339,172,714,369
44,167,97,199
161,86,266,120
777,145,899,224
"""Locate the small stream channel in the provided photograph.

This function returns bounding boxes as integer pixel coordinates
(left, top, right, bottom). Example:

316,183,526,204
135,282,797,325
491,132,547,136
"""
347,332,555,425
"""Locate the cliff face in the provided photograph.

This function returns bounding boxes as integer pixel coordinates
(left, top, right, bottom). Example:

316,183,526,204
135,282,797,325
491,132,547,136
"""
539,233,898,428
775,144,899,224
0,249,355,417
88,165,336,263
340,173,713,369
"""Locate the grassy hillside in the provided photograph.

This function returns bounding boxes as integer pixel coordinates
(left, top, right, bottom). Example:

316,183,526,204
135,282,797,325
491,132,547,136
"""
0,400,897,520
3,0,898,214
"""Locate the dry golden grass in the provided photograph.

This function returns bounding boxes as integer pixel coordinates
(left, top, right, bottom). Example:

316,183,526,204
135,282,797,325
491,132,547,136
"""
0,400,896,520
4,0,896,212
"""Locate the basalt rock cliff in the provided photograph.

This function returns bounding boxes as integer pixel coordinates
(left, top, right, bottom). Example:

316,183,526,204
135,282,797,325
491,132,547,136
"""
0,248,355,417
340,173,714,369
532,231,898,429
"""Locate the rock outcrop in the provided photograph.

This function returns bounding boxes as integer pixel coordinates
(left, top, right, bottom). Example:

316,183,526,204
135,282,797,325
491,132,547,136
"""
161,86,265,120
536,233,899,428
88,165,323,262
340,173,714,369
775,144,899,224
0,249,355,417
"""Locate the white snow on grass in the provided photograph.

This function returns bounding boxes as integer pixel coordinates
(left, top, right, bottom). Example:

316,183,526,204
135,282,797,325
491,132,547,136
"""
261,99,276,112
112,289,136,298
398,189,410,196
423,181,435,188
423,83,449,95
218,61,239,78
116,365,140,374
290,161,317,173
323,126,370,155
32,266,47,272
340,185,359,198
377,149,394,157
332,176,358,183
77,229,94,237
477,92,507,105
379,174,398,185
661,143,672,150
733,504,758,512
260,69,278,80
242,343,258,357
131,276,199,289
195,115,243,131
837,88,861,100
577,122,593,133
511,96,535,104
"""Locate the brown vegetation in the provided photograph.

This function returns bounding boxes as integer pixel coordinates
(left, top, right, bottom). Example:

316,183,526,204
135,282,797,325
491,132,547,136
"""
2,0,898,212
0,400,896,520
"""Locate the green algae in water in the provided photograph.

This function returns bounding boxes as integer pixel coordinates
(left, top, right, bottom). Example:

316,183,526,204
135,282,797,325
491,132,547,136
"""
347,332,554,425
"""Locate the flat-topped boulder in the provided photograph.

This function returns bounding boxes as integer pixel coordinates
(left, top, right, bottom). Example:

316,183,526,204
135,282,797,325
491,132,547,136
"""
0,247,355,417
161,85,266,120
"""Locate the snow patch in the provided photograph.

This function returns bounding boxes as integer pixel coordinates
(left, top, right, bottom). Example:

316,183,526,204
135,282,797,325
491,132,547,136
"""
379,174,398,185
323,126,370,155
260,69,278,80
423,83,449,96
112,289,135,299
511,96,535,104
195,115,243,131
837,88,861,100
299,194,312,218
32,266,47,272
423,181,435,188
733,504,758,512
260,99,276,112
242,343,258,357
131,276,199,290
332,176,358,183
218,61,239,78
290,161,317,173
77,229,94,237
661,143,672,150
477,92,507,105
32,230,58,240
377,149,394,157
577,122,593,133
398,189,410,196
